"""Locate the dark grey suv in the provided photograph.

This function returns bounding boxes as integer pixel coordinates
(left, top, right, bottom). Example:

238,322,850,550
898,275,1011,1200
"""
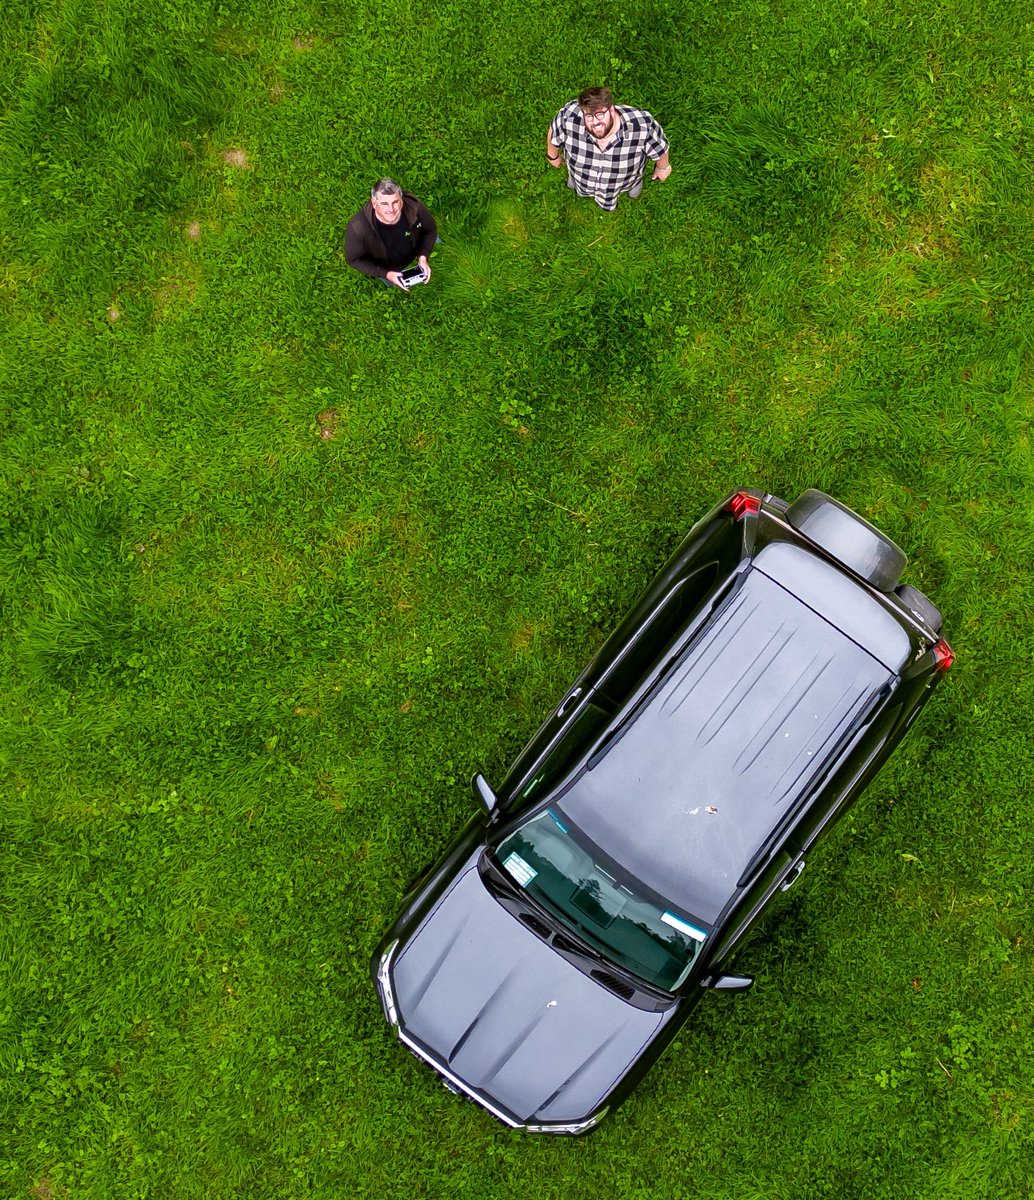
372,489,953,1134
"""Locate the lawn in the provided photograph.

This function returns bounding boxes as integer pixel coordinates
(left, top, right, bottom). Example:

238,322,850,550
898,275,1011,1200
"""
0,0,1032,1197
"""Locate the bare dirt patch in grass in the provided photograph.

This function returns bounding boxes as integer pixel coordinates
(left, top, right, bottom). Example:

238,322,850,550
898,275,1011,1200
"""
493,201,530,247
316,409,339,440
221,147,252,170
390,508,425,561
511,621,538,652
316,773,345,812
185,220,202,241
333,518,377,553
153,270,200,318
106,305,120,323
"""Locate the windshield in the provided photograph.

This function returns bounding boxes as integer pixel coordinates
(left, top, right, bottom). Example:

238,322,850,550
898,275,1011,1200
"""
495,808,708,991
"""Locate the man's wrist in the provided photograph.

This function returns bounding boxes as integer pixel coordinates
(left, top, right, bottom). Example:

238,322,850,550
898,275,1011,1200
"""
547,152,561,162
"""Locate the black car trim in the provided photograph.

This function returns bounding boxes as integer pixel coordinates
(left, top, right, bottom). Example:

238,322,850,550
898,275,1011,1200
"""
518,911,553,939
594,563,721,710
591,970,637,1000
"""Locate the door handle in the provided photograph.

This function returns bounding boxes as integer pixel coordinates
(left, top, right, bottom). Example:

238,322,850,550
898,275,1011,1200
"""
780,858,806,892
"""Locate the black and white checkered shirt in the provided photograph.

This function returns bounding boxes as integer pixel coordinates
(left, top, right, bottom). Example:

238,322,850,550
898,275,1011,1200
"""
549,102,669,211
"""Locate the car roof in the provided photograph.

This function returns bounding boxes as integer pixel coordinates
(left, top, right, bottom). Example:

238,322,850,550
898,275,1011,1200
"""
558,560,895,923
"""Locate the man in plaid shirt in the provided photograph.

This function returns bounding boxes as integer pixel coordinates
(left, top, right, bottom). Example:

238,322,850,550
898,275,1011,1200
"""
547,87,671,211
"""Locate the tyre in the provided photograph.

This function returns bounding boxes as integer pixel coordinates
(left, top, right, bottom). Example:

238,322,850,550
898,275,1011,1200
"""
895,584,943,633
785,489,907,592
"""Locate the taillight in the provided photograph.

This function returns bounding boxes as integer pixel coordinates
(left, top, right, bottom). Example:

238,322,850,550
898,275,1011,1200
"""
725,491,761,521
932,639,955,672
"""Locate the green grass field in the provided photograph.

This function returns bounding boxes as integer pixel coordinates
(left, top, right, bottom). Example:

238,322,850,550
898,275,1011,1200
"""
1,0,1032,1196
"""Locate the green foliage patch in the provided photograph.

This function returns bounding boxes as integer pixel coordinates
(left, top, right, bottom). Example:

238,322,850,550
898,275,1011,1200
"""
1,0,1032,1197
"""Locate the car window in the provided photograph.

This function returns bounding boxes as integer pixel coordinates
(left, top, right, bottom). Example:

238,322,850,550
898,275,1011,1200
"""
495,809,709,991
516,701,610,804
596,562,720,709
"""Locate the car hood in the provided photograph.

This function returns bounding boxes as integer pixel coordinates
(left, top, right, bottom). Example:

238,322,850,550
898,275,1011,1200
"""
392,861,665,1124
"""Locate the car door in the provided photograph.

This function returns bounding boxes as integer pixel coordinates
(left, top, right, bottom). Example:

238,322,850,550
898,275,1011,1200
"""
701,848,799,971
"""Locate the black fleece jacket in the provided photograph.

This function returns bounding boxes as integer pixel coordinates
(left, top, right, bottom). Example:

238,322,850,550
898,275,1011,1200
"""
343,192,437,279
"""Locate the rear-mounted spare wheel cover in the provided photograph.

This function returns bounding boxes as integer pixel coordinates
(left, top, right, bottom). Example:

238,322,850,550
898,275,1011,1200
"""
785,489,907,593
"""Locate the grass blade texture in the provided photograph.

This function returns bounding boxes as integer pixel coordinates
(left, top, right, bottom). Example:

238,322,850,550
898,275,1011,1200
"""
0,0,1032,1197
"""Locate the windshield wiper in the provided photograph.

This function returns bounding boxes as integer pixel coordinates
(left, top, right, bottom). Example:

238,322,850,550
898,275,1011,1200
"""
480,852,604,958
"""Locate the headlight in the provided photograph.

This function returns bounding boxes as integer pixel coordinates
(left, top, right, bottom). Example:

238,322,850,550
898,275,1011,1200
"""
522,1107,610,1135
375,939,400,1029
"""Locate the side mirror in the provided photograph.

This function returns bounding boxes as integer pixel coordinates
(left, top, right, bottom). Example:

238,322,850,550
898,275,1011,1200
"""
701,973,754,992
471,773,500,816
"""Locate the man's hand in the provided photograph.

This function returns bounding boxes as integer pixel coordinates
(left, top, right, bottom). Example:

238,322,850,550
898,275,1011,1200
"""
385,270,406,288
651,161,672,182
418,255,431,282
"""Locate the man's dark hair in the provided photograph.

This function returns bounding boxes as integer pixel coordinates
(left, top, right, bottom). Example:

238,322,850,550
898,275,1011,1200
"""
578,86,614,112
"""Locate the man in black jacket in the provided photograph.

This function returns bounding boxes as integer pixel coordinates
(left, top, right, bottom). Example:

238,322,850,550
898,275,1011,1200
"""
344,179,437,287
